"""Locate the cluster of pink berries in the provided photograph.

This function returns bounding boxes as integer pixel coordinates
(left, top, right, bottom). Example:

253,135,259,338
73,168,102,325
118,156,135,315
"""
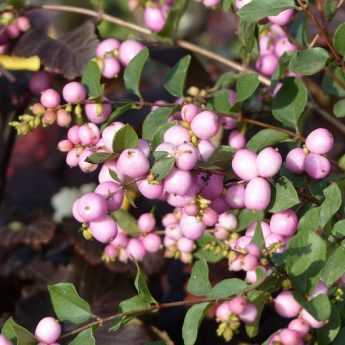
215,296,257,341
0,13,31,54
103,213,162,262
96,38,144,78
286,128,334,179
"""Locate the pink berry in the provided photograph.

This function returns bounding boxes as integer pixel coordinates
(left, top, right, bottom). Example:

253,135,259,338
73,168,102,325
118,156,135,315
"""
102,56,121,79
198,140,216,161
215,302,232,322
67,125,81,145
229,296,247,315
256,54,279,77
265,233,285,252
274,291,301,318
268,9,294,25
225,184,245,208
202,208,218,226
40,89,61,108
275,37,297,58
111,231,129,248
203,0,221,7
62,82,86,104
95,181,124,212
104,244,118,259
137,139,150,157
78,123,100,145
56,109,72,127
288,318,310,337
259,34,275,55
102,122,125,151
270,209,298,237
29,71,51,95
85,102,112,124
175,143,199,171
142,233,161,252
164,169,192,195
117,149,150,178
218,212,237,230
119,40,144,66
180,214,206,240
242,254,259,271
244,177,271,210
232,149,258,181
138,213,156,233
66,148,82,167
16,16,31,32
162,213,179,227
238,304,258,324
181,104,200,122
177,237,195,253
78,149,98,173
286,148,306,174
90,215,118,243
57,139,73,152
96,38,120,57
72,198,85,223
35,317,61,344
222,116,237,130
127,238,146,261
6,24,19,39
256,147,282,178
304,153,331,179
77,192,107,222
137,179,164,199
164,125,190,145
228,130,246,150
155,142,176,156
98,160,124,183
191,111,219,139
198,173,224,200
300,309,325,328
305,128,334,155
144,5,166,32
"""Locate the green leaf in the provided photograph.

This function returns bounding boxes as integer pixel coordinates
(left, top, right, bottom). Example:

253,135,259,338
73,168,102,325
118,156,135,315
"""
334,22,345,57
333,99,345,118
119,295,151,313
142,107,175,141
151,155,175,182
331,219,345,239
238,20,257,55
238,0,295,22
48,283,92,324
164,55,191,97
289,48,329,76
294,293,331,321
237,209,264,231
113,209,140,236
134,263,157,304
321,246,345,287
211,89,232,114
247,129,289,152
286,230,327,293
158,0,189,37
207,279,247,299
214,72,236,89
151,123,175,149
69,328,95,345
269,176,300,212
108,316,132,332
1,318,36,345
82,60,102,98
198,145,234,170
124,47,149,98
100,103,133,130
236,72,260,102
187,260,212,296
317,308,341,345
195,234,226,263
86,152,115,164
333,326,345,345
272,78,308,130
182,303,210,345
222,0,234,11
298,207,320,233
251,222,265,249
320,183,342,227
112,124,139,153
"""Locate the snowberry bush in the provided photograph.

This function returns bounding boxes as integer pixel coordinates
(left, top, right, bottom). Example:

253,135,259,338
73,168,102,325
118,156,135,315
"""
2,0,345,344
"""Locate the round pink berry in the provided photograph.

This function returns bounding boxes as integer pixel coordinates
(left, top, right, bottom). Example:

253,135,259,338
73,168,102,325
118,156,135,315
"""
218,212,237,230
228,130,246,150
102,56,121,79
304,153,331,180
78,123,100,145
238,304,258,324
40,89,61,108
102,122,125,151
270,209,298,237
275,291,301,318
274,37,297,58
78,192,108,222
95,181,124,212
288,318,310,337
117,149,150,179
215,302,232,322
268,9,294,25
279,328,302,345
285,148,306,174
256,54,279,77
177,237,195,253
164,169,192,195
198,173,224,200
164,125,190,145
175,143,199,171
232,149,258,181
225,184,245,208
96,38,120,57
119,40,145,66
127,238,146,261
306,128,334,155
16,16,31,32
244,177,271,210
78,149,98,173
57,139,73,152
180,214,206,240
72,198,85,223
137,179,164,199
56,109,72,127
144,5,166,32
62,82,86,104
35,317,61,344
138,213,156,233
191,111,219,140
85,102,112,124
66,148,82,167
0,335,12,345
300,309,325,329
142,233,161,252
229,296,247,315
90,215,118,243
256,147,282,178
181,103,200,122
